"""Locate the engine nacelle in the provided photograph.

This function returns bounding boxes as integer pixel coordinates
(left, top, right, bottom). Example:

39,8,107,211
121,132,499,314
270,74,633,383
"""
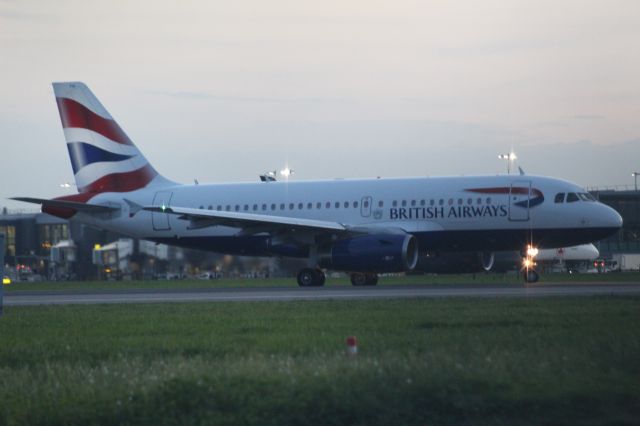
415,251,495,274
319,234,419,273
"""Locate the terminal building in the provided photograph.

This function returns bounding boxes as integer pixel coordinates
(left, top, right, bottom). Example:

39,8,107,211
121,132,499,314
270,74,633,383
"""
0,188,638,280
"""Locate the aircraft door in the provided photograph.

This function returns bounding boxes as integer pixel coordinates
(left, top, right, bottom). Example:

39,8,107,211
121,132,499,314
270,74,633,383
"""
508,180,531,221
360,196,372,217
152,191,173,230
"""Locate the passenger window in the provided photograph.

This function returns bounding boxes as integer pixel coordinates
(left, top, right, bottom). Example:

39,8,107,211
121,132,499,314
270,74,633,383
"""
411,200,416,207
253,204,258,211
486,197,491,205
439,199,444,206
326,202,331,209
344,202,349,208
457,199,463,205
448,199,453,206
280,203,285,210
335,202,340,209
289,203,294,210
420,200,426,206
316,202,322,209
217,205,222,211
235,205,240,211
554,193,565,203
363,200,369,208
402,200,407,207
567,193,579,203
271,204,276,211
430,200,435,206
208,205,212,210
244,205,249,211
393,200,398,207
262,204,267,211
477,198,482,205
307,202,312,209
378,200,384,208
226,205,231,211
354,201,358,208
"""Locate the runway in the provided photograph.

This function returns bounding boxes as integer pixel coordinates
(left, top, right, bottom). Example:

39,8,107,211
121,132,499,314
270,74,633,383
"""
4,283,640,306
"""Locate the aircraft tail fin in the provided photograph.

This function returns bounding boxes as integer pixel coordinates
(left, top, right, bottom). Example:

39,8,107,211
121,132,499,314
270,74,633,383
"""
53,82,173,194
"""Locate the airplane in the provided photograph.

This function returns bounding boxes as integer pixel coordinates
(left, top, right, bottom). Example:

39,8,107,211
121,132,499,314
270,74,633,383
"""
12,82,623,286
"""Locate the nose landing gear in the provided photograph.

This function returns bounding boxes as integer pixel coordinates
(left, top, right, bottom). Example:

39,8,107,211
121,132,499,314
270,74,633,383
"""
522,244,540,283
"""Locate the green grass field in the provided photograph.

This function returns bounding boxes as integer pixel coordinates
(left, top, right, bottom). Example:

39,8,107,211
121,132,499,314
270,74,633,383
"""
4,271,640,293
1,297,639,425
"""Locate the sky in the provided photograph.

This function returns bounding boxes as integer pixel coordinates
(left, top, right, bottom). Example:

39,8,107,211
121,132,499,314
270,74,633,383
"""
1,0,639,210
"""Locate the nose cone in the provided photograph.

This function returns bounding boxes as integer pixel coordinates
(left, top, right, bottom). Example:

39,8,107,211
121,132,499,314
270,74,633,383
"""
599,203,623,232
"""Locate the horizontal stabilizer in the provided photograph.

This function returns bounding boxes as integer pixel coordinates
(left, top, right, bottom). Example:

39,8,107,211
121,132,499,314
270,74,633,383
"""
11,197,119,213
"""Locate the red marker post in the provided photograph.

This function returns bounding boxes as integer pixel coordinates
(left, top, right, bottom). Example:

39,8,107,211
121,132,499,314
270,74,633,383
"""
346,336,358,356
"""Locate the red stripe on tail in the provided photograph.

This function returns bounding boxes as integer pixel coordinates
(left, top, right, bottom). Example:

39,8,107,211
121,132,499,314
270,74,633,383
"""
56,97,133,146
78,164,158,194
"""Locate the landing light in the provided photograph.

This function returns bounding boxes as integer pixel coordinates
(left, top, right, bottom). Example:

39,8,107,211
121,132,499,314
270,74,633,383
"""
526,245,539,257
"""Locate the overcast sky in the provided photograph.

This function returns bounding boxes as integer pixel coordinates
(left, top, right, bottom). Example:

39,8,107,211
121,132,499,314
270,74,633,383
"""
1,0,639,210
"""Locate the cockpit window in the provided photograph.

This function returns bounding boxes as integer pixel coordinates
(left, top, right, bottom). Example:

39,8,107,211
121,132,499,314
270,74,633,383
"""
579,193,596,201
566,192,579,203
554,193,565,203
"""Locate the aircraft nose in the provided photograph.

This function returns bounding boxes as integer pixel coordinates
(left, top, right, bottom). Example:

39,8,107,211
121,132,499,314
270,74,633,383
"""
601,204,623,229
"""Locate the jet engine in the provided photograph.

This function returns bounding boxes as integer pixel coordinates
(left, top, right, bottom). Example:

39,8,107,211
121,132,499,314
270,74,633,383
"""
319,234,418,273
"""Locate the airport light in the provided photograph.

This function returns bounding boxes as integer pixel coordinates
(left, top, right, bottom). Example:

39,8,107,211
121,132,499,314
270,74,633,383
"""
632,172,640,191
280,168,294,179
498,152,517,174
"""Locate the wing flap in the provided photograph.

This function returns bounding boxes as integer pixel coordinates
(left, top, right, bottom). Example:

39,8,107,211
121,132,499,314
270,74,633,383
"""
143,205,347,232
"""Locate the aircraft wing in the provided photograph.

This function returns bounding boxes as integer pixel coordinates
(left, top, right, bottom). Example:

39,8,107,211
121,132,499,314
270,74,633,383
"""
11,197,119,213
143,205,349,233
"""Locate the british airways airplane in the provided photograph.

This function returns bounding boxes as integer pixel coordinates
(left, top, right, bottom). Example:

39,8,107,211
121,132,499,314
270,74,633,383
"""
13,82,622,285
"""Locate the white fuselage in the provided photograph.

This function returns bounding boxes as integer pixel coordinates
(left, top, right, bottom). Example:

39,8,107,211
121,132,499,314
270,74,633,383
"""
75,174,622,257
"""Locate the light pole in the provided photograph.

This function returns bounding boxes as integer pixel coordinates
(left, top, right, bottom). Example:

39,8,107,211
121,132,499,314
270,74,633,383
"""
633,172,640,191
498,152,517,174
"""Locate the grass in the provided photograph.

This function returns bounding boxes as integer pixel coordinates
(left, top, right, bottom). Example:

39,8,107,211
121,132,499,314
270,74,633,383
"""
4,271,640,293
0,297,639,425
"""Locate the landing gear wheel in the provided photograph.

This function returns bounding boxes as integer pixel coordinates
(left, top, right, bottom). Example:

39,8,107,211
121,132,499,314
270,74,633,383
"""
297,268,315,287
297,268,326,287
365,273,378,286
524,269,539,283
350,273,367,286
350,273,378,286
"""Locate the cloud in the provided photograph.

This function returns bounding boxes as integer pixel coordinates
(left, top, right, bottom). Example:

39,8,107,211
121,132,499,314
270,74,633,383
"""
144,90,345,104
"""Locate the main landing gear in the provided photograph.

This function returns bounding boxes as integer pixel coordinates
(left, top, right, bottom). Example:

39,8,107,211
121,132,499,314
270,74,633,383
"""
296,269,379,287
350,273,378,286
297,268,325,287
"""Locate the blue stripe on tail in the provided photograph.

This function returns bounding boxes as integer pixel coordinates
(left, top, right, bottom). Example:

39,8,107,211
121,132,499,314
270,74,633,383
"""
67,142,134,174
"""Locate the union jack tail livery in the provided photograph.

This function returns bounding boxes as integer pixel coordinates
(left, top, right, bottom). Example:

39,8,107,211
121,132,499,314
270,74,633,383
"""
53,82,172,194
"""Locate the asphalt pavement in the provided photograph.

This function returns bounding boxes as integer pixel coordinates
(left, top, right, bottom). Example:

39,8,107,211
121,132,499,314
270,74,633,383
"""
4,283,640,306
